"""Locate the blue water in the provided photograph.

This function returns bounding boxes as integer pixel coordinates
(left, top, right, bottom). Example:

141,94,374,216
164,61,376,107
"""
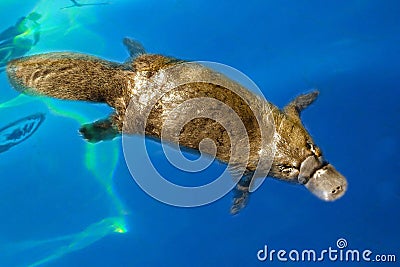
0,0,399,266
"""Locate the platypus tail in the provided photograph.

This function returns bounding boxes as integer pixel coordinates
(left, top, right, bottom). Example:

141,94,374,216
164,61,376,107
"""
7,52,127,106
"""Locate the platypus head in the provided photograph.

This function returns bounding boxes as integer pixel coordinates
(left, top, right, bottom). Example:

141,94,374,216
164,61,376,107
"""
271,91,347,201
298,153,347,201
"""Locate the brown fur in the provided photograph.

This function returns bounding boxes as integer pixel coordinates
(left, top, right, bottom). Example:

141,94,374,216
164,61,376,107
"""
7,53,321,182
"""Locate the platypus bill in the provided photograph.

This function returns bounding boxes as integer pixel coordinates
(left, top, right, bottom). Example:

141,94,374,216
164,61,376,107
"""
6,38,347,214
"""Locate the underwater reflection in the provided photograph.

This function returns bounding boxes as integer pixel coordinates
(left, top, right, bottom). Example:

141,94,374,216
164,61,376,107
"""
61,0,109,10
0,113,45,153
0,12,41,72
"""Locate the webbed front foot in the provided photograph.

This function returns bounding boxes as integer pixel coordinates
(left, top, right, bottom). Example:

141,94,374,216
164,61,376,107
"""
79,118,119,143
230,174,252,215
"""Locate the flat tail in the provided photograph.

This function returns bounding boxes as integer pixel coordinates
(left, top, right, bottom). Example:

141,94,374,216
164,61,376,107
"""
7,52,126,105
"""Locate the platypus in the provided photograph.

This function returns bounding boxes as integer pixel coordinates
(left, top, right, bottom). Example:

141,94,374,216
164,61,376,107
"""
6,38,347,214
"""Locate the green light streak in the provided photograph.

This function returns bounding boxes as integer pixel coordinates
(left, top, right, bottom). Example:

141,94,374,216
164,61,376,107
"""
0,94,35,109
44,99,129,262
43,97,128,215
0,96,129,266
0,1,130,264
0,97,130,266
9,217,127,267
26,0,106,52
44,98,88,124
85,140,127,215
43,98,127,215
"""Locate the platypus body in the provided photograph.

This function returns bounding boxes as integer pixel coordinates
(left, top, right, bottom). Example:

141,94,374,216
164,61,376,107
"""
6,38,347,213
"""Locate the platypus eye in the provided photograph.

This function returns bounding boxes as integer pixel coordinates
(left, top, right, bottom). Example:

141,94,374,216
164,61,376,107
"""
306,141,313,150
278,165,299,177
306,141,318,155
279,165,291,172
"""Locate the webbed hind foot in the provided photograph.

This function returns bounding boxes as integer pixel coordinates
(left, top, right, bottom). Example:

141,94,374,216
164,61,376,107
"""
79,117,119,143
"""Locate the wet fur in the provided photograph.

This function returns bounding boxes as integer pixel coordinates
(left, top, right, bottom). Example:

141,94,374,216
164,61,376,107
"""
7,53,321,183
